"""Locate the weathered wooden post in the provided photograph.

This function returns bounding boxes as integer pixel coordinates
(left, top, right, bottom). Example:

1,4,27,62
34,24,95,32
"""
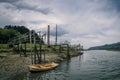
39,43,42,63
33,31,36,64
24,42,27,57
29,30,33,64
38,31,42,63
20,45,22,56
34,45,37,64
17,44,19,53
59,45,62,53
43,49,45,63
47,25,50,47
67,44,70,59
18,36,21,55
55,24,57,45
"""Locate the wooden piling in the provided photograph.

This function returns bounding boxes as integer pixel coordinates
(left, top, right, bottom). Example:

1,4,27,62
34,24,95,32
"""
55,24,57,45
47,25,50,47
24,42,27,57
67,44,70,59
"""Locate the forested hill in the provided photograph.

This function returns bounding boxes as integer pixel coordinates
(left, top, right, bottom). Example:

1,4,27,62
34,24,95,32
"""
88,42,120,50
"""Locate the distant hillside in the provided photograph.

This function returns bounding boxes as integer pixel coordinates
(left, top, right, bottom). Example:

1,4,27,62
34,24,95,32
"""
88,42,120,50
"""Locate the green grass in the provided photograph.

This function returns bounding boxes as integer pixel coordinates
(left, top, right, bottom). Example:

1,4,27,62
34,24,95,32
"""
0,44,13,52
0,44,9,49
0,43,77,53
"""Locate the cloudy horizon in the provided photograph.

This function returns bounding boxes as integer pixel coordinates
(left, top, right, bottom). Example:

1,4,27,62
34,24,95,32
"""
0,0,120,48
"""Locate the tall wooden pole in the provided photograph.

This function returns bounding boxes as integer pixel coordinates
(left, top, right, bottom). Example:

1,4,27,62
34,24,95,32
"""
18,36,21,56
38,31,42,63
67,44,70,59
33,31,36,64
47,25,50,47
29,31,33,64
55,24,57,45
34,31,36,46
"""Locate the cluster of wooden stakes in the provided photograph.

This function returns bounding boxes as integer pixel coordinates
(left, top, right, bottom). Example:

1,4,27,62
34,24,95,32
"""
8,25,83,72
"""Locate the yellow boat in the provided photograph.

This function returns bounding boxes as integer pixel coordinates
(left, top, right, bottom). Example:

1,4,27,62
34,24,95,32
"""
28,62,59,72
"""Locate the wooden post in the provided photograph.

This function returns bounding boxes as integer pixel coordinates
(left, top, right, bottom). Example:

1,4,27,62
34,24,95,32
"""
44,33,46,44
59,45,61,53
18,36,21,53
39,43,42,63
33,31,36,47
17,44,19,53
67,44,70,59
29,31,33,64
35,46,41,63
55,24,57,45
24,42,27,57
33,31,36,64
43,50,45,62
20,45,22,56
47,25,50,47
79,44,81,51
38,31,42,63
34,46,36,64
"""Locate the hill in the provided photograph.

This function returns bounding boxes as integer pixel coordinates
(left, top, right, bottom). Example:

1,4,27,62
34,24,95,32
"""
88,42,120,50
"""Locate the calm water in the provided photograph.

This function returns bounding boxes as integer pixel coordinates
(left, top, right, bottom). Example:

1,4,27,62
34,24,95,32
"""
9,50,120,80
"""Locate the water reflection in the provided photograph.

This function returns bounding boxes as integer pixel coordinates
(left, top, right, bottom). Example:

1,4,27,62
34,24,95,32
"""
9,50,120,80
10,60,73,80
10,54,84,80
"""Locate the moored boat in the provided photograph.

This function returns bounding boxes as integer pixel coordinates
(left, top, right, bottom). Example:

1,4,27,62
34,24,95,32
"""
28,62,59,72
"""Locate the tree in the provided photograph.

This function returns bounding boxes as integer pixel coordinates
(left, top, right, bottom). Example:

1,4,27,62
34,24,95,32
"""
0,29,20,43
4,25,29,34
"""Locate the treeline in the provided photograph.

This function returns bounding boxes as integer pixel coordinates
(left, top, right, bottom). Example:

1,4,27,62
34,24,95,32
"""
0,25,29,43
88,42,120,50
4,25,29,34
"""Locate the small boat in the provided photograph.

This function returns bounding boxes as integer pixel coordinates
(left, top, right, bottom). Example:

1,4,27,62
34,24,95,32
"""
28,62,59,72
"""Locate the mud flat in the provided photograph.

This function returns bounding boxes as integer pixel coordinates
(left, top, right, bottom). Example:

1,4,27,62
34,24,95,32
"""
0,51,83,80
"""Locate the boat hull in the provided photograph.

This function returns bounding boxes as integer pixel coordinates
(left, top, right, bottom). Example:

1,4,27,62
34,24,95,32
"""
28,62,58,72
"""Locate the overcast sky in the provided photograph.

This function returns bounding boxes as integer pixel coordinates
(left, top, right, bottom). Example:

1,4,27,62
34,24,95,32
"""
0,0,120,48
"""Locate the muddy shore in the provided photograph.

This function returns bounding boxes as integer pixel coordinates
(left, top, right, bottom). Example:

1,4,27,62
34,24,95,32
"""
0,51,83,80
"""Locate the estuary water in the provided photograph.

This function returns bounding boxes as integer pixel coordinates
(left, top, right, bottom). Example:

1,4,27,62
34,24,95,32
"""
9,50,120,80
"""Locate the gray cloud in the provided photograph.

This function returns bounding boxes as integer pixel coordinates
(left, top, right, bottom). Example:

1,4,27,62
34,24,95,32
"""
0,0,120,48
0,0,52,15
50,26,68,37
0,15,26,27
13,0,53,15
0,0,16,2
15,5,52,15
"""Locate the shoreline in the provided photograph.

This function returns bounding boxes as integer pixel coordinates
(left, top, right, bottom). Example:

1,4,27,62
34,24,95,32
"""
0,51,83,80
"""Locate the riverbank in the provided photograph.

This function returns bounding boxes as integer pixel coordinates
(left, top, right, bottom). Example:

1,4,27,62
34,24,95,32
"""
0,51,82,80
